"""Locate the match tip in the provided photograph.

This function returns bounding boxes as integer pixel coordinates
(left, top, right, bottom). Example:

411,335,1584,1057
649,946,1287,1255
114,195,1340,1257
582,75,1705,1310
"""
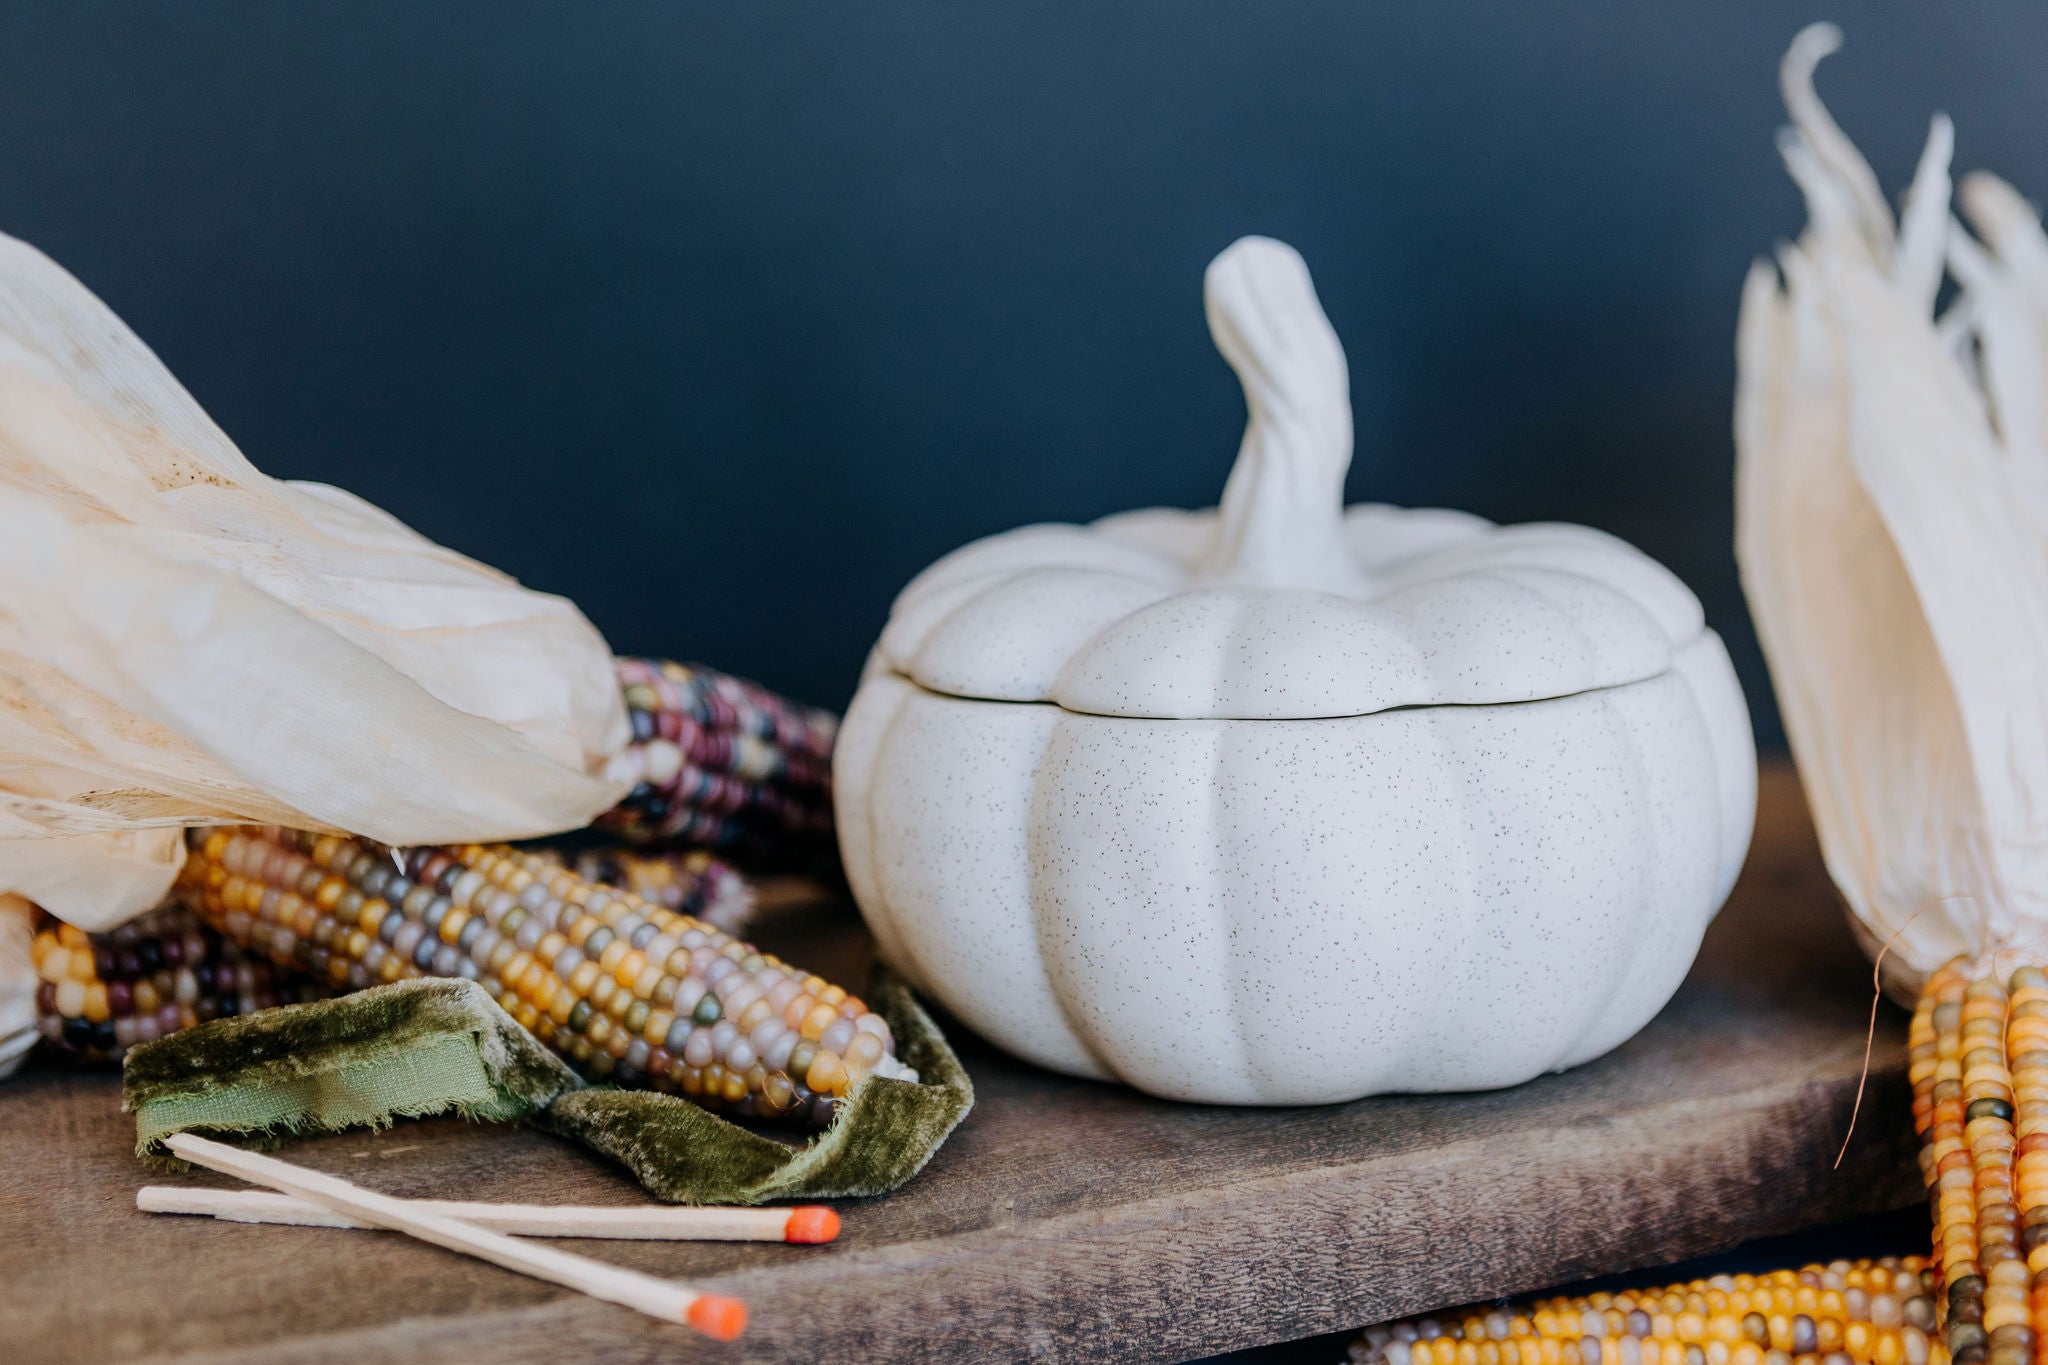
687,1294,748,1341
783,1206,841,1244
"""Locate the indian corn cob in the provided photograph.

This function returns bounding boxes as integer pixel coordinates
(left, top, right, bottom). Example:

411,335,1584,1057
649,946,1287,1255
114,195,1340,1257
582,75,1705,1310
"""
1350,957,2048,1365
564,847,754,937
1348,1259,1945,1365
29,903,328,1063
601,657,836,853
169,826,908,1127
28,658,846,1113
1905,961,2044,1365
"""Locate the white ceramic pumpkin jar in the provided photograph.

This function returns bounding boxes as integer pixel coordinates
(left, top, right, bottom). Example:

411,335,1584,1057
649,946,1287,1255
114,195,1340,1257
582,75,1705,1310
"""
835,237,1756,1105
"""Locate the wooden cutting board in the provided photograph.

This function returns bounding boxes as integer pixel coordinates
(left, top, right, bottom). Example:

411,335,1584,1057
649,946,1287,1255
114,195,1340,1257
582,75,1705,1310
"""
0,763,1921,1364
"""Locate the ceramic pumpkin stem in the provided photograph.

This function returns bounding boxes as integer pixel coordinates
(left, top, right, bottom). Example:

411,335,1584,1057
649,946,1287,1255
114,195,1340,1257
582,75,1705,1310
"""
1197,236,1371,595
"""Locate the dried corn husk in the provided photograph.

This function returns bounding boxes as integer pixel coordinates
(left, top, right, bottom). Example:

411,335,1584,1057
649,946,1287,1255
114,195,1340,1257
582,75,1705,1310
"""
1737,26,2048,997
0,231,630,946
0,894,34,1076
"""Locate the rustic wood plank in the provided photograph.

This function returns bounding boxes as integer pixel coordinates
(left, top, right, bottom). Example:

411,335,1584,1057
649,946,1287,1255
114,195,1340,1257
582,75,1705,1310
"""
0,764,1921,1364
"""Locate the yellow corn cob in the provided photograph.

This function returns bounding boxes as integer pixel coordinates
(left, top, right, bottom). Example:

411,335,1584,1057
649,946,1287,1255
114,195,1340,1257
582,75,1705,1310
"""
174,826,908,1127
1351,953,2048,1365
1908,961,2046,1365
1349,1258,1945,1365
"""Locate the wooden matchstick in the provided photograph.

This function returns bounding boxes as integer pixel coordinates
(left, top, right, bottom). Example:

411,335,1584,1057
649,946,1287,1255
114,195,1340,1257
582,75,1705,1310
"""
136,1185,840,1243
160,1133,747,1340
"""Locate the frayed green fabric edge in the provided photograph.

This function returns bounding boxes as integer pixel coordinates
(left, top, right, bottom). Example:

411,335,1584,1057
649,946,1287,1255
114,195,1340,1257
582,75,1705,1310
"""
123,979,584,1166
121,970,972,1203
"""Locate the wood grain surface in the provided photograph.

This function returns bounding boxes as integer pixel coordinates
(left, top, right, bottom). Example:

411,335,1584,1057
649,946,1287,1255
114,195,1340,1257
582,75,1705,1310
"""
0,765,1921,1364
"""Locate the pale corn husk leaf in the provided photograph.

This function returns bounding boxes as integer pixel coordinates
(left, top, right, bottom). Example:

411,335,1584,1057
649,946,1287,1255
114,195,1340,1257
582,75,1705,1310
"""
0,232,630,934
1737,26,2048,992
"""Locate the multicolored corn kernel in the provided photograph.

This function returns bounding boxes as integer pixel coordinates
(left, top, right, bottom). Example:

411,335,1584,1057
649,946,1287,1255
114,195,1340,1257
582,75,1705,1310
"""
173,826,908,1127
600,658,836,853
1348,1258,1946,1365
30,903,328,1062
565,847,753,937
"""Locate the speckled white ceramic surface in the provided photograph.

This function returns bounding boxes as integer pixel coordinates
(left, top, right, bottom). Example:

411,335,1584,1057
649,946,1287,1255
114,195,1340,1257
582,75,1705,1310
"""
835,236,1758,1103
837,633,1752,1102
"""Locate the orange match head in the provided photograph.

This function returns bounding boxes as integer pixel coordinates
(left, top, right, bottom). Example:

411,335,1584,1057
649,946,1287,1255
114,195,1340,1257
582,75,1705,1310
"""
686,1294,748,1341
783,1206,841,1244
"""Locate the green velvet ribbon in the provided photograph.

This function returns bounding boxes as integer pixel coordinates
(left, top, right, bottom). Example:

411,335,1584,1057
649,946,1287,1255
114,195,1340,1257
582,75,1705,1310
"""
122,970,973,1205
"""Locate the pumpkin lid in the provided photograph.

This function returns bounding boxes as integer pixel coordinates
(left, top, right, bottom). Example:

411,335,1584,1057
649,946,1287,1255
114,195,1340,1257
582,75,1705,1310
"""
874,237,1708,721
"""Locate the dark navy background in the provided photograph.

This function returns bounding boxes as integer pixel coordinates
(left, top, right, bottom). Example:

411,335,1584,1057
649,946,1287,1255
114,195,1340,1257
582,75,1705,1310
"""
4,4,2045,743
